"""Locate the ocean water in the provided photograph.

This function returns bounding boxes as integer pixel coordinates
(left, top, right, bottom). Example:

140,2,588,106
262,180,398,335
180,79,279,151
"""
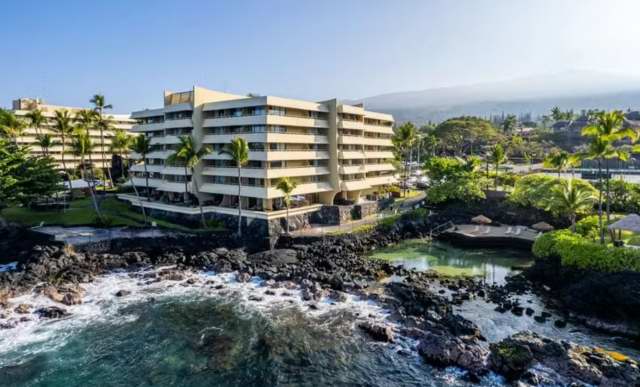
0,269,503,386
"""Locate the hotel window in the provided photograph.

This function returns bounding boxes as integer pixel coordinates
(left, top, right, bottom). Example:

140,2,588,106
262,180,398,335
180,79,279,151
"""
268,106,286,116
249,142,265,151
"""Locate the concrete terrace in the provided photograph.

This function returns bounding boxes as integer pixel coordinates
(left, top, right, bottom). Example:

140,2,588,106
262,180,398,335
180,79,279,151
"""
440,224,539,249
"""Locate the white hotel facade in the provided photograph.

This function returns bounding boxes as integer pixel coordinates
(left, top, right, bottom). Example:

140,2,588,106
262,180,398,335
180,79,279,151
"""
11,98,135,171
125,86,396,222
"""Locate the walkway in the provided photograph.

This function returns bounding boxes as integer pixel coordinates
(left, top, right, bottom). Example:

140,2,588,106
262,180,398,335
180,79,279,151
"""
292,192,426,237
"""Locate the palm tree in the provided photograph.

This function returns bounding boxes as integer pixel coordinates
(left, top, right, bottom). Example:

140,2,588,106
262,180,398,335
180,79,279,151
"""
70,129,102,219
128,134,152,225
36,134,57,158
90,94,114,190
543,150,578,177
501,114,517,134
130,135,152,197
0,111,27,147
75,109,100,197
168,135,211,227
52,109,74,176
25,108,45,140
580,111,635,243
488,143,507,190
545,179,596,231
275,177,298,235
551,106,563,121
392,122,417,197
523,151,533,172
219,137,249,237
110,129,132,181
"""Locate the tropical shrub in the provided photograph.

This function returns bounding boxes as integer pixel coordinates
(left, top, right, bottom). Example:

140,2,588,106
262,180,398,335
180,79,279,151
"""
401,207,428,221
575,214,623,241
378,214,400,231
424,156,488,204
509,174,596,213
532,230,640,272
594,179,640,214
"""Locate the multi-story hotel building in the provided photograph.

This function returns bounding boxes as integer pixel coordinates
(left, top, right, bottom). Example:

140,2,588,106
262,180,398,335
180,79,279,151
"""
10,98,135,170
125,86,396,224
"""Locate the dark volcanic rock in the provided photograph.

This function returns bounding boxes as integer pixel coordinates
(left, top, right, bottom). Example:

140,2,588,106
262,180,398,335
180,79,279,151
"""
490,331,640,385
248,249,298,266
358,322,394,342
115,290,131,297
417,332,489,375
35,306,69,319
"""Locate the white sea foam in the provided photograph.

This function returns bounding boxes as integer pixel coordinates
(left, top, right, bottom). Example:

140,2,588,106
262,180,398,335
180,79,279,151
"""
0,267,408,364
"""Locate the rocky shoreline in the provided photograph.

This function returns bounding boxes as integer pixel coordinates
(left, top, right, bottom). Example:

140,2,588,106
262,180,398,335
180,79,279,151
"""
1,216,640,385
523,256,640,338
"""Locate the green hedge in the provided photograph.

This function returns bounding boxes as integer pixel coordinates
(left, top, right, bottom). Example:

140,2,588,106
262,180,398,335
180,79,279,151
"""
532,230,640,272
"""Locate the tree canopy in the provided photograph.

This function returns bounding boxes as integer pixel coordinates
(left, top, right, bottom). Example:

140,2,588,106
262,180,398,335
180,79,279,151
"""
432,116,499,155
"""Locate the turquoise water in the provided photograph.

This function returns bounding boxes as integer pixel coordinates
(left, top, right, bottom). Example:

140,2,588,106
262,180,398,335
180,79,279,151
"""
370,239,533,284
0,270,503,387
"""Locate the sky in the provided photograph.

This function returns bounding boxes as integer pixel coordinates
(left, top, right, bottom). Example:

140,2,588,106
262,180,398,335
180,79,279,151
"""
2,0,640,113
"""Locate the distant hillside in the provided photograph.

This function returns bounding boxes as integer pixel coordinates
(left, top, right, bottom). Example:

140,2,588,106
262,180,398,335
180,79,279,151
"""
347,71,640,124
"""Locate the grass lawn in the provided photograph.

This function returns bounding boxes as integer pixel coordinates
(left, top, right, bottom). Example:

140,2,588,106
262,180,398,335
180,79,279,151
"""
1,196,216,232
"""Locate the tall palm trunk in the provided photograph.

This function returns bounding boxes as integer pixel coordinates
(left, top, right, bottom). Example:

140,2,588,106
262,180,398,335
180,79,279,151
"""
191,167,206,228
183,165,189,203
597,159,604,244
84,126,100,206
403,149,409,197
605,159,611,224
81,157,102,219
127,159,148,225
60,132,73,200
143,159,150,198
286,202,290,234
98,125,112,191
120,151,125,182
237,162,242,237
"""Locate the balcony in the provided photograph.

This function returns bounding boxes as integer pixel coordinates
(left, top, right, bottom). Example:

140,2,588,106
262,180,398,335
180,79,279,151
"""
338,119,365,131
364,124,394,135
146,150,174,159
201,166,330,179
150,135,181,145
264,150,329,161
161,166,190,175
365,163,395,173
339,165,366,174
157,181,191,193
200,183,268,198
130,177,163,188
130,164,164,173
366,175,396,186
338,135,365,145
131,122,164,133
361,137,393,146
340,180,371,191
163,118,192,129
202,115,329,129
266,182,333,198
364,151,395,159
339,150,366,159
202,132,328,145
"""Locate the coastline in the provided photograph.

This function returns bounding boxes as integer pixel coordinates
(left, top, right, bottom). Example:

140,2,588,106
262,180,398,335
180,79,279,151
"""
1,214,639,384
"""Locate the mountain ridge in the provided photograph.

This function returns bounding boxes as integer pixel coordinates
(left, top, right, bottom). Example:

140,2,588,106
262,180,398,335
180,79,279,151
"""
346,71,640,124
